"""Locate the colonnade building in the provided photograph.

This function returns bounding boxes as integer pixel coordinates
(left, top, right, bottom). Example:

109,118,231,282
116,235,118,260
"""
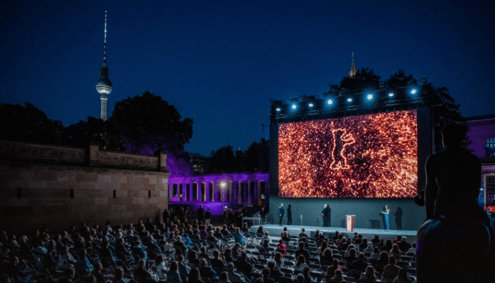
168,172,269,215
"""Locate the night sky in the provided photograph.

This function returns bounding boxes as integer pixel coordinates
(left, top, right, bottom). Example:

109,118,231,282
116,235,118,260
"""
1,0,494,156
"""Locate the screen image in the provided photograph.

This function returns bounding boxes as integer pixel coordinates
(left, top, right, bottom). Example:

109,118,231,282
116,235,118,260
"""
278,110,418,198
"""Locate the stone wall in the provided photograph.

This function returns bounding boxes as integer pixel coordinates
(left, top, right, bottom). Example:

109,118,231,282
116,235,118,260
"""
0,140,169,234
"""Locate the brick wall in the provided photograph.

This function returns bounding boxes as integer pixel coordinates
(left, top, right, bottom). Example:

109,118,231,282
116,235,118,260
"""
0,141,169,234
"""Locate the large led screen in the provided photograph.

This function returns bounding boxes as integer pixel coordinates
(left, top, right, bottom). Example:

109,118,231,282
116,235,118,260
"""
278,110,418,198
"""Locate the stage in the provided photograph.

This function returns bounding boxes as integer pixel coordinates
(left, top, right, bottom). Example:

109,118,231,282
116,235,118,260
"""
251,224,417,242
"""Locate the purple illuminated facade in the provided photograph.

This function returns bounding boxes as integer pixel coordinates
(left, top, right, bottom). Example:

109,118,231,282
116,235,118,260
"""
467,115,495,213
168,172,269,215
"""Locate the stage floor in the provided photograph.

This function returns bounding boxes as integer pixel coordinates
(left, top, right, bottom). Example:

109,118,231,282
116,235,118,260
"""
252,224,417,241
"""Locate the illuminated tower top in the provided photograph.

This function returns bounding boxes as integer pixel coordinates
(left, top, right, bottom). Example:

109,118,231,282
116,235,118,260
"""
96,11,112,121
349,52,356,78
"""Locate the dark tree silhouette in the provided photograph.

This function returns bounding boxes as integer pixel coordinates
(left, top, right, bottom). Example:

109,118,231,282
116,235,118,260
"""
208,145,236,173
60,116,105,147
106,91,193,155
0,102,63,144
206,138,270,174
328,68,382,93
105,91,194,176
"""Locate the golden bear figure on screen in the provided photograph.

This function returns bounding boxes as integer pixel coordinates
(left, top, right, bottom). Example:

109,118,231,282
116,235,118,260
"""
330,128,355,170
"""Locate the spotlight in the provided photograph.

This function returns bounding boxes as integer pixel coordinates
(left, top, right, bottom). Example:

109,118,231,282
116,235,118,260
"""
276,107,281,112
366,94,373,100
291,104,297,110
347,98,353,102
388,92,394,97
410,88,417,95
308,103,314,108
327,99,333,105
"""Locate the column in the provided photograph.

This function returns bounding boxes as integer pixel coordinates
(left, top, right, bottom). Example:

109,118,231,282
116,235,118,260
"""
189,182,193,201
248,181,252,206
265,182,269,206
229,181,234,203
205,182,210,202
213,181,218,202
254,181,258,206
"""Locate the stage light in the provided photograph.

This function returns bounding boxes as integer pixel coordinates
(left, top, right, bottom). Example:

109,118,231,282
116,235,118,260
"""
366,94,373,100
291,104,297,110
347,98,353,102
308,103,314,108
327,99,333,105
276,107,281,112
388,92,394,97
410,88,417,95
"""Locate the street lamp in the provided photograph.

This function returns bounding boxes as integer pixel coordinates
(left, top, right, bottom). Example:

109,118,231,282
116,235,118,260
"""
220,181,227,209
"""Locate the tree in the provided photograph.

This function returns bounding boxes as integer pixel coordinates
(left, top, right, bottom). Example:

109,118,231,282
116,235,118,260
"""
424,84,467,152
207,145,236,173
328,68,382,93
106,91,193,154
0,102,63,144
60,116,105,147
105,91,194,176
205,138,270,174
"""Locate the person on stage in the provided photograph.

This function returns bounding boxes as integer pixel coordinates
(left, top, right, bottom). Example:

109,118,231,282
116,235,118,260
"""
197,205,205,223
381,204,390,231
287,204,292,225
321,204,331,227
278,203,284,226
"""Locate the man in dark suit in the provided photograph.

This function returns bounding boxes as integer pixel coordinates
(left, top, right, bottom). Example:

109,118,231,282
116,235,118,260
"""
278,203,284,226
197,205,205,223
321,204,331,227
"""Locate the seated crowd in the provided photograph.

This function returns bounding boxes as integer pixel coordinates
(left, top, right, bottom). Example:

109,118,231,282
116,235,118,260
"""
0,208,416,283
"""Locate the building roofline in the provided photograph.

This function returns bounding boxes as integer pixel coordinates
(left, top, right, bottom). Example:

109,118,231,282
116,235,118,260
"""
466,114,495,122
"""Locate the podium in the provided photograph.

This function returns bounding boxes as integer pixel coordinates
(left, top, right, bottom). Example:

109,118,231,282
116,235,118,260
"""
346,215,355,232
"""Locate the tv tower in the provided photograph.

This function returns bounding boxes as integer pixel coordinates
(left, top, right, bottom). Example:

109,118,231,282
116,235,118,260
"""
95,10,113,121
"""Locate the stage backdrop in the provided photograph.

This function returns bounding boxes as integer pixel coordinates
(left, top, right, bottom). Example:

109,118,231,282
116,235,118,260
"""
269,108,432,230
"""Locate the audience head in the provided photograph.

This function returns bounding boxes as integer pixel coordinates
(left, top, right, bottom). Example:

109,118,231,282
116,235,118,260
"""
219,271,228,281
169,261,178,272
389,255,396,265
365,266,375,279
262,267,270,277
113,268,124,280
442,123,467,147
189,267,201,281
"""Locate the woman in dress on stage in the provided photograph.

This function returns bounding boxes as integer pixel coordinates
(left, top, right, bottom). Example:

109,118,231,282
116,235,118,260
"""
381,204,391,231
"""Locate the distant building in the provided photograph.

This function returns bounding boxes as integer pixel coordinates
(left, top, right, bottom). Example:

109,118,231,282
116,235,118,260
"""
466,115,495,214
189,153,208,175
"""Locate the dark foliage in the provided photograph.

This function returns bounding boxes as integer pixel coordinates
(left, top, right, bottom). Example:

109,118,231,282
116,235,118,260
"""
60,116,105,147
0,102,63,144
106,91,193,155
206,138,269,174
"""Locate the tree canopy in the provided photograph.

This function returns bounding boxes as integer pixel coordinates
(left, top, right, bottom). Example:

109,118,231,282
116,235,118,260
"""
0,102,63,144
106,91,193,155
207,138,269,174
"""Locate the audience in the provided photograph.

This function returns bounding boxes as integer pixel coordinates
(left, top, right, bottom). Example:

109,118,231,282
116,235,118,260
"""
0,207,421,283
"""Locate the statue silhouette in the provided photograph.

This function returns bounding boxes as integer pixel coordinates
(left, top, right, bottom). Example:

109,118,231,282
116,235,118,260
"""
417,123,494,282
